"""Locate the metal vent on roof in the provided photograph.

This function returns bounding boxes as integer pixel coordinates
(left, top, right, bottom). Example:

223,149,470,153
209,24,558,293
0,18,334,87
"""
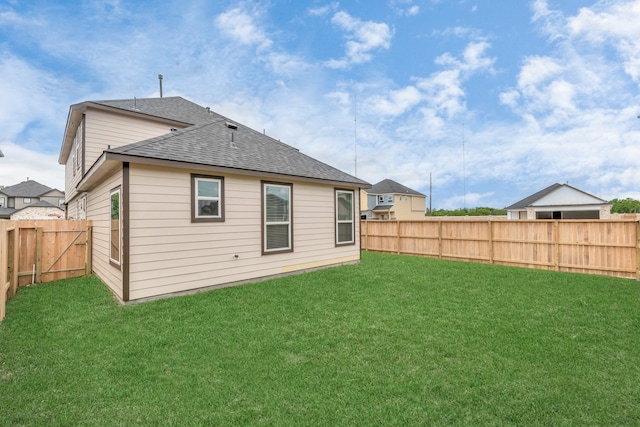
225,122,238,130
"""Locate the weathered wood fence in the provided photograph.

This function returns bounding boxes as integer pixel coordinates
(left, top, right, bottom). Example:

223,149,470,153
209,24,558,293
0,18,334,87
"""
1,220,92,321
361,219,640,279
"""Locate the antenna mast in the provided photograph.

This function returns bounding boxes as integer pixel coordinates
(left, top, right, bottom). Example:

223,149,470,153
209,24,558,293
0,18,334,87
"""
354,93,358,177
462,124,466,210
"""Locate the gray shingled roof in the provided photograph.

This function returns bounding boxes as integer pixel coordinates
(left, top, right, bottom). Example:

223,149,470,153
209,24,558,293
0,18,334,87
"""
505,183,563,210
0,207,16,219
93,97,218,126
365,179,425,196
372,204,394,211
29,200,59,208
505,183,609,210
0,180,53,197
107,111,369,186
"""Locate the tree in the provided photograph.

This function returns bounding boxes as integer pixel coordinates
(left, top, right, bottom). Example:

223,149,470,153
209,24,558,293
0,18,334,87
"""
610,198,640,213
428,207,506,217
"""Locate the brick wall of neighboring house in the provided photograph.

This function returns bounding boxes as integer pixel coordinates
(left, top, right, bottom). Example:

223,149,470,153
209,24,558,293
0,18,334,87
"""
10,207,65,220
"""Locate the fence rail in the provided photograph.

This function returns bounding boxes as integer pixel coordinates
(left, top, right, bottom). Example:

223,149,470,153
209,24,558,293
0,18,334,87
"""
1,220,92,321
361,219,640,279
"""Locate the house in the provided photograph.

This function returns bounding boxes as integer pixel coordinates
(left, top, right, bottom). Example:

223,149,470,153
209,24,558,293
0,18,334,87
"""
0,180,65,219
505,183,612,220
58,96,370,302
360,179,426,220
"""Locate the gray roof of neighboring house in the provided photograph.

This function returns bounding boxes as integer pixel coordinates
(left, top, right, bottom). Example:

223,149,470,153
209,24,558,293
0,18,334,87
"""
505,183,608,210
0,180,54,197
372,204,394,211
29,200,60,208
365,179,425,196
106,108,369,186
0,207,16,219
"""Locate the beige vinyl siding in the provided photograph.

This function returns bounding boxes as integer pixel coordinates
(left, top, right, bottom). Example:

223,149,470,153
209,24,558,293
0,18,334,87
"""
64,148,82,202
127,164,360,300
66,195,79,220
392,195,426,220
87,167,124,299
84,109,186,172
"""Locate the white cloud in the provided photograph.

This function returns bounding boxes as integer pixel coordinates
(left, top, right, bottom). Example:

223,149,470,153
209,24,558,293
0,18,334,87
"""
530,0,566,41
308,3,339,17
326,11,393,67
214,6,272,50
369,86,422,116
567,0,640,82
0,141,64,190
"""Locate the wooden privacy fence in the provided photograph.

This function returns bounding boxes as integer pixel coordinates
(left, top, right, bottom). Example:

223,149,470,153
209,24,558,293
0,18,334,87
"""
361,219,640,279
1,220,92,321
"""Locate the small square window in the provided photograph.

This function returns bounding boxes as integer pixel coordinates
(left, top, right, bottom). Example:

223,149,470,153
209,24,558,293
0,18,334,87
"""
191,174,224,222
23,198,31,204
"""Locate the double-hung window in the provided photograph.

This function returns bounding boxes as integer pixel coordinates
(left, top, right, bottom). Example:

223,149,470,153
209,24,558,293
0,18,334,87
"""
192,174,224,222
110,187,120,266
263,182,292,253
336,189,355,245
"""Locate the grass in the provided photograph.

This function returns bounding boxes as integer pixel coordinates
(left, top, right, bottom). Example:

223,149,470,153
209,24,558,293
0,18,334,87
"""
1,252,639,426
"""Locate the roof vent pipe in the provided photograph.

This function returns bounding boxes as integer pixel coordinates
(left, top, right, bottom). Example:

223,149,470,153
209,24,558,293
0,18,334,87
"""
158,74,163,98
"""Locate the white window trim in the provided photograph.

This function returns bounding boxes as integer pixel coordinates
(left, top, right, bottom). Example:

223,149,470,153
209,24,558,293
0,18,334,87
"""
263,182,292,253
336,189,355,245
110,188,121,266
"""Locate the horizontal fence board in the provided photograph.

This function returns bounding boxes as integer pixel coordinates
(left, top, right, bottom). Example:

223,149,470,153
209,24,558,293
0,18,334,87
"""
361,219,639,279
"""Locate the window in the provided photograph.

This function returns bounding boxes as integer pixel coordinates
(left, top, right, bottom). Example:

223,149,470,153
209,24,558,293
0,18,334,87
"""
78,195,87,219
71,141,76,177
75,120,83,173
23,198,31,204
0,197,4,208
387,195,393,203
191,175,224,222
58,198,65,208
378,195,384,204
110,188,120,265
336,190,355,245
263,182,292,253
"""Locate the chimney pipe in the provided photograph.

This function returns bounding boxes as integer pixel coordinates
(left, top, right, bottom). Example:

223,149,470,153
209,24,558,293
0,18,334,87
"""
158,74,163,98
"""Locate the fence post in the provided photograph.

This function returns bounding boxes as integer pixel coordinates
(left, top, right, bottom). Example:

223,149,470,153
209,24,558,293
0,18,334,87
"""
0,222,6,321
488,220,494,264
86,225,93,275
11,225,18,295
554,221,560,271
636,221,640,280
396,221,401,254
438,221,443,259
36,227,43,283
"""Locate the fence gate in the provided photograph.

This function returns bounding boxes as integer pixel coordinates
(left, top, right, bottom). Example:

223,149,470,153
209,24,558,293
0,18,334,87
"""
1,220,92,321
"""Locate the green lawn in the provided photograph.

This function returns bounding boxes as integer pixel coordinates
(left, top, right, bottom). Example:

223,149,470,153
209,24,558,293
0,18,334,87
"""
1,252,639,426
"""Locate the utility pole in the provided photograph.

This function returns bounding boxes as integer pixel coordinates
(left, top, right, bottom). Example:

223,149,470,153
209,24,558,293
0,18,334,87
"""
429,172,432,215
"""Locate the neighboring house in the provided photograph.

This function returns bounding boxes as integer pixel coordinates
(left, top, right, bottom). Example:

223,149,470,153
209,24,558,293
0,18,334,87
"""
0,180,65,219
505,183,612,220
8,201,64,220
360,179,426,220
58,96,370,302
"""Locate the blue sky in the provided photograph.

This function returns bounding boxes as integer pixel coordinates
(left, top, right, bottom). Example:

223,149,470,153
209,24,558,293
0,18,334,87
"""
1,0,640,209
